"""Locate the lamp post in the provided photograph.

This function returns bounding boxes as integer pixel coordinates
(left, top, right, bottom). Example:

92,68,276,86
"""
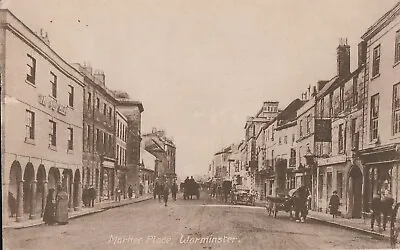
304,149,317,211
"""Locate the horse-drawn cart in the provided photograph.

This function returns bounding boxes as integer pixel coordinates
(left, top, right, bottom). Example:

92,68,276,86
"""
266,195,294,218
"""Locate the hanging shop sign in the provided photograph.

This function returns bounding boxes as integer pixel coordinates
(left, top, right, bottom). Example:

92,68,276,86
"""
314,119,332,142
38,94,67,115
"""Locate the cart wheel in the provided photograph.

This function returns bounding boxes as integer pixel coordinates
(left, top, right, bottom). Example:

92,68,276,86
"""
390,203,400,248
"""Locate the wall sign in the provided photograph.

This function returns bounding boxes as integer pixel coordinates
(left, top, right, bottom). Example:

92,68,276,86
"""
38,94,67,115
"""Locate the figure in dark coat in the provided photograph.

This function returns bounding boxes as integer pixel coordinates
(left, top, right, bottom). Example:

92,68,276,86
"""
329,191,340,218
82,185,89,207
55,186,69,225
294,186,308,222
163,184,169,206
88,186,96,207
381,193,394,231
43,188,56,225
8,191,17,217
184,177,190,200
154,183,159,199
171,182,178,201
371,194,382,231
159,183,164,202
222,181,232,203
128,185,133,199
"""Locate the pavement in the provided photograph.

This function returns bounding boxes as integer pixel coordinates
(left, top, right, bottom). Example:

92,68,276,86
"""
3,192,390,250
3,194,153,229
254,200,390,240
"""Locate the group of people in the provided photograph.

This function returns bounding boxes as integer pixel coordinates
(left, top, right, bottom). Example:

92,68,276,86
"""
153,181,178,206
183,176,199,200
329,189,395,231
82,186,97,207
43,185,69,225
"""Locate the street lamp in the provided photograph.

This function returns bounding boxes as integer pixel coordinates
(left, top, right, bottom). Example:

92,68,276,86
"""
303,149,317,211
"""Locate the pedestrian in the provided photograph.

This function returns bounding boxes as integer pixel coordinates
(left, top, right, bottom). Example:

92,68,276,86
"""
159,183,164,202
154,182,159,199
55,185,69,225
171,181,178,201
163,183,170,207
381,192,394,231
116,186,121,202
371,194,382,231
139,184,144,196
82,185,88,207
43,188,56,225
8,191,16,217
128,185,133,199
89,186,96,207
222,181,232,203
294,186,308,223
329,191,340,218
184,177,190,200
307,193,312,210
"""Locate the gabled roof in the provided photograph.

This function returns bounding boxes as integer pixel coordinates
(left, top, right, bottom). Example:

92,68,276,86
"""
361,2,400,40
275,98,308,124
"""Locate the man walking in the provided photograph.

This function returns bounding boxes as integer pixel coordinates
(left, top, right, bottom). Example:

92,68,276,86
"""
371,194,382,231
171,181,178,201
163,182,169,207
382,192,394,231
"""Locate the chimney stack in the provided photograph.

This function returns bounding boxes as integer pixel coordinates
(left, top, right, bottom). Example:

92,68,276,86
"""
337,38,351,79
94,70,105,87
358,40,367,68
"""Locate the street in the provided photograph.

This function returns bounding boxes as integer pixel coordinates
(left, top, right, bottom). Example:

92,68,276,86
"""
3,192,390,250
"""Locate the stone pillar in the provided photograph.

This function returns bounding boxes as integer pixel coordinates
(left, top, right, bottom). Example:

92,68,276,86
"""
16,180,24,222
69,181,74,212
42,181,48,217
29,180,37,219
74,182,82,211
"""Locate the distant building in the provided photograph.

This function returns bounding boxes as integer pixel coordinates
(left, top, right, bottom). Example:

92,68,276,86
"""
142,128,176,185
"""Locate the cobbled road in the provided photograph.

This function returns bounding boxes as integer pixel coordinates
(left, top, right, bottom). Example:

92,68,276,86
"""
3,192,390,250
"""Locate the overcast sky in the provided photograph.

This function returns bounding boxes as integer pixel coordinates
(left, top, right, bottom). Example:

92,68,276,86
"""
3,0,399,178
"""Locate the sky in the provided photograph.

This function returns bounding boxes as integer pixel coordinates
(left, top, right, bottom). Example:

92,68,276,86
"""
3,0,399,178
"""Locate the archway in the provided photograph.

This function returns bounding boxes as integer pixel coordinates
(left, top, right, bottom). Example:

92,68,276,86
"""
8,161,22,218
348,165,363,218
48,167,60,191
73,169,81,208
36,165,46,217
23,163,35,214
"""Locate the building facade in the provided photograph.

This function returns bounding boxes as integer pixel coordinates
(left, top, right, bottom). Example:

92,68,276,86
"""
142,128,176,185
359,3,400,216
76,64,117,202
1,10,84,224
115,109,128,198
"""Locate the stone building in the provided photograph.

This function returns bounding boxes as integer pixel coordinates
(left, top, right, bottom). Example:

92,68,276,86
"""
358,2,400,216
313,40,366,216
114,92,144,195
1,10,84,224
115,109,128,198
142,128,176,185
75,64,117,202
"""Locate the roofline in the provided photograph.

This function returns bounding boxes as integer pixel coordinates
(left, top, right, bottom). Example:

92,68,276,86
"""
0,9,85,88
117,99,144,113
361,2,400,40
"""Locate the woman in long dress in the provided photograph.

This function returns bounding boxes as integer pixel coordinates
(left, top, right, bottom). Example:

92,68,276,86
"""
43,188,56,225
55,186,69,225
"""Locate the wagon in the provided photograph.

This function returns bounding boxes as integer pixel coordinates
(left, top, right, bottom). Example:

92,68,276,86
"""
266,195,294,218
